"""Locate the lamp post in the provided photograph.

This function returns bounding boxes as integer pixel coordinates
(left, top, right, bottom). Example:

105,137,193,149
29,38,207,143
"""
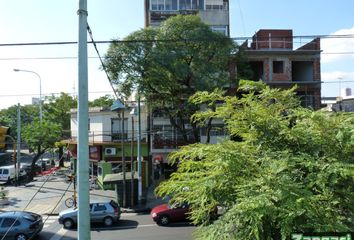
13,69,42,123
111,99,127,207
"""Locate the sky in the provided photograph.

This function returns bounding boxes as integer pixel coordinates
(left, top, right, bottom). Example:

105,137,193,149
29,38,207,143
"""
0,0,354,110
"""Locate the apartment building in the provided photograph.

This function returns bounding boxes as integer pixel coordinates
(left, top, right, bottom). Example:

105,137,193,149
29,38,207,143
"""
241,29,322,109
144,0,230,36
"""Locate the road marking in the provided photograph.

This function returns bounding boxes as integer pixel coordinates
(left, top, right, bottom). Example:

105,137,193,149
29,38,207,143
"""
49,227,67,240
43,215,57,228
91,224,157,231
137,224,157,228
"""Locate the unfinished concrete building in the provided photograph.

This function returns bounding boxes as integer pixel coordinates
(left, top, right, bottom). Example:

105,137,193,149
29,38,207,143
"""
241,29,322,109
144,0,230,36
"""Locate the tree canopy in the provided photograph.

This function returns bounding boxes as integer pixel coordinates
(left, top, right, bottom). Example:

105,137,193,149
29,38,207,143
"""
156,83,354,239
104,15,240,142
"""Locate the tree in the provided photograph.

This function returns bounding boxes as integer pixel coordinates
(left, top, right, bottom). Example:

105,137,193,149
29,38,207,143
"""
44,93,77,166
104,15,239,143
156,84,354,239
89,94,115,109
0,104,39,140
22,120,61,179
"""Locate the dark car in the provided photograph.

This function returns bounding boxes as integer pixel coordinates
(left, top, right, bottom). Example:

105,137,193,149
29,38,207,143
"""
151,202,190,226
58,200,121,229
0,211,43,240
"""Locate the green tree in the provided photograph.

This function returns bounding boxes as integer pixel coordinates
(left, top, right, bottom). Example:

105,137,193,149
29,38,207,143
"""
22,120,61,179
89,94,115,109
156,84,354,239
0,104,39,139
104,15,239,143
44,93,77,166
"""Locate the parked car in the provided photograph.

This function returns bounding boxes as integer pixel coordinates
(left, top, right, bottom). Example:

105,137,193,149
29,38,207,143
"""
0,211,43,240
0,166,27,184
58,200,121,229
151,202,190,226
151,202,221,226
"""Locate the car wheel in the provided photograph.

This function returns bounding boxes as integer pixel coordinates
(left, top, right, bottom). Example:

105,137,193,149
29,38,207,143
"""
15,233,28,240
103,216,114,227
63,218,74,229
158,215,170,226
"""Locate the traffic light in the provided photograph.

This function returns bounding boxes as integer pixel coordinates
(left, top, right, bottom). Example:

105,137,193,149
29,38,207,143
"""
0,126,9,150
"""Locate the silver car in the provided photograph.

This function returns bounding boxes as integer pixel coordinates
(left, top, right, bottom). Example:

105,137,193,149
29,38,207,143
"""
58,200,121,229
0,211,43,240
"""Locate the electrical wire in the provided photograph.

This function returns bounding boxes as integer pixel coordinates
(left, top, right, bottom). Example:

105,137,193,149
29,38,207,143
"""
0,34,353,47
86,23,120,100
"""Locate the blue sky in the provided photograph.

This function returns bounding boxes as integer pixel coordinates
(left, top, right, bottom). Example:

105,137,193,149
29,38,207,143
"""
0,0,353,110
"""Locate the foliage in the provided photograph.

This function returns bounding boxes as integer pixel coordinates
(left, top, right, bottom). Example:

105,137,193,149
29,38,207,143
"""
44,92,77,137
22,120,61,178
89,94,115,109
156,86,354,240
104,15,240,142
0,104,39,138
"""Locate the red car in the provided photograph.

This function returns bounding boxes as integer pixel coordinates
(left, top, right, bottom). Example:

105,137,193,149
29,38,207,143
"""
150,203,190,226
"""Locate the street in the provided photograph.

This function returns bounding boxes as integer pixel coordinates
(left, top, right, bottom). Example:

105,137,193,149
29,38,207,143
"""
38,213,195,240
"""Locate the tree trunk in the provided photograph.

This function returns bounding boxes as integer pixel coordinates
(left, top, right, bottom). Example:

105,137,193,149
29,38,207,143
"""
29,145,44,180
205,118,213,144
58,146,64,167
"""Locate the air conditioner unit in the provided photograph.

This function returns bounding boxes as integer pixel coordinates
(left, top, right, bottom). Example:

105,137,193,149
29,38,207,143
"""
105,147,116,155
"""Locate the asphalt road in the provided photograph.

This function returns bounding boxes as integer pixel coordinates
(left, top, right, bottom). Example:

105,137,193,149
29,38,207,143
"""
38,213,196,240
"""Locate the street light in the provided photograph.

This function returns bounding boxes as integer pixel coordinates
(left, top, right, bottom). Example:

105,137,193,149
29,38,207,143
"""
13,69,42,123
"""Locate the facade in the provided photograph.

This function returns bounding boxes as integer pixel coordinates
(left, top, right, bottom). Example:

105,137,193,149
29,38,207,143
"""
66,104,151,192
241,29,322,109
144,0,230,36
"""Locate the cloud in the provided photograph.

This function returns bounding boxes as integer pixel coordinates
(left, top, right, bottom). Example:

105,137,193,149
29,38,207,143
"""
321,26,354,63
322,71,354,81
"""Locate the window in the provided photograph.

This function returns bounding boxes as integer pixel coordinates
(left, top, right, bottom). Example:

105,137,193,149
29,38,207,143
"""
3,169,8,175
179,0,198,10
210,26,228,36
273,61,284,73
1,218,20,228
151,0,178,11
206,0,224,10
94,203,107,212
111,118,128,140
165,0,178,10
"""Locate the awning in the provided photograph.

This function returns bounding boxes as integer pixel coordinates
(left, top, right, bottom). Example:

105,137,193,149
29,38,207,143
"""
103,172,138,184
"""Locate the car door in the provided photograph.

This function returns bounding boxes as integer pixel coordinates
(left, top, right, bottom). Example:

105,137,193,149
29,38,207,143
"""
0,217,20,239
0,169,4,181
91,203,108,223
0,217,4,238
172,203,189,221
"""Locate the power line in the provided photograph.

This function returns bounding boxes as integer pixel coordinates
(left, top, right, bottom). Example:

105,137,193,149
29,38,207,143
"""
1,50,353,61
86,23,121,100
0,34,353,47
0,91,114,98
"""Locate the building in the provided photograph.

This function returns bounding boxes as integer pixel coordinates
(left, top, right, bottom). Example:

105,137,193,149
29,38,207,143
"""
65,104,151,200
241,29,322,109
144,0,230,36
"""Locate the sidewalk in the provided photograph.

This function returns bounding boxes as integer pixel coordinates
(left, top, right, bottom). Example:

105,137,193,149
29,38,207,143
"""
0,171,167,216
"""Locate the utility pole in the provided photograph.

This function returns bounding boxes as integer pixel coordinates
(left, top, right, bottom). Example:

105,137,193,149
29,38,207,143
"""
77,0,90,239
130,115,135,207
137,94,142,204
122,110,126,207
16,104,21,184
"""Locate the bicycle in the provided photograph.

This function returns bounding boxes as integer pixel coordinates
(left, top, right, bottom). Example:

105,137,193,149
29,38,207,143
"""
65,196,76,208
